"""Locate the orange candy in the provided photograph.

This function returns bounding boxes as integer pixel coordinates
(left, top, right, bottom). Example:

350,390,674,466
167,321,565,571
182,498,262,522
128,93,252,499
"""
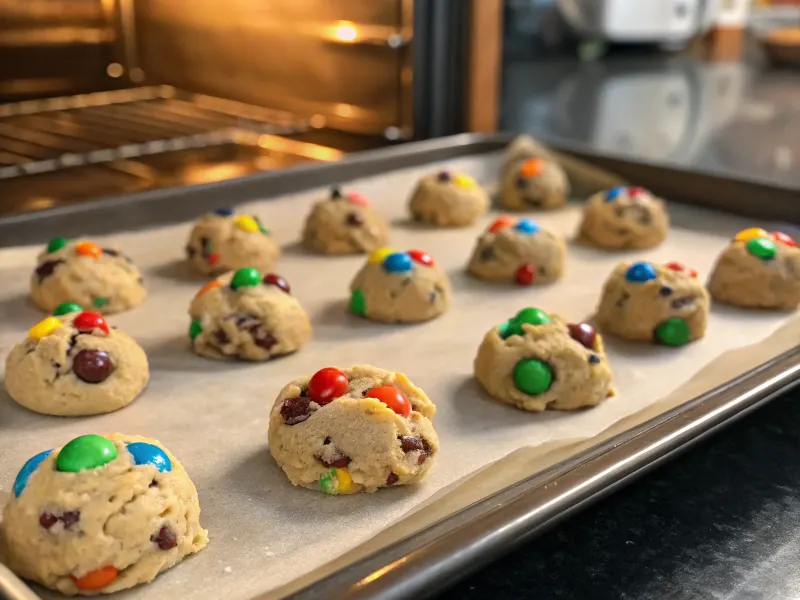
665,261,698,278
195,280,221,298
75,241,102,259
520,158,544,177
488,216,515,233
365,385,411,416
70,566,118,591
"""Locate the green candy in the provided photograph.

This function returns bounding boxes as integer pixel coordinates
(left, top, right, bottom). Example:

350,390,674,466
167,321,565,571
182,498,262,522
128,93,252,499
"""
230,267,261,290
47,237,68,253
255,218,269,234
513,359,553,395
746,237,776,260
319,469,337,495
53,302,82,316
655,318,690,347
189,319,203,340
504,307,551,338
56,435,117,473
93,297,109,308
349,289,366,317
496,320,511,338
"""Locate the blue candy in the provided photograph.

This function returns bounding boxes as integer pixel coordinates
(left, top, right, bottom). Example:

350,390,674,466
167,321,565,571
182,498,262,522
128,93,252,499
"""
605,187,626,202
14,449,52,498
383,252,413,273
126,442,172,473
514,219,540,235
213,208,234,217
625,261,657,283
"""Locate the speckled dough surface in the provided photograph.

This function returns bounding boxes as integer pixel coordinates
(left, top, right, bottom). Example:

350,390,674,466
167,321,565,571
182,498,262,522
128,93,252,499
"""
579,187,669,250
268,365,439,494
185,210,280,276
30,240,146,314
467,217,567,285
0,433,208,596
349,249,451,323
596,260,710,345
189,269,311,361
302,188,390,254
707,230,800,310
474,310,614,412
499,158,570,210
4,311,149,416
407,171,489,227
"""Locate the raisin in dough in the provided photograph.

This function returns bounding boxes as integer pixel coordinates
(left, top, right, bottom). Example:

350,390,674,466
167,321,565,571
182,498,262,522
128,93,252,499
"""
302,187,390,254
407,170,489,227
0,433,208,595
708,228,800,310
185,209,280,276
467,217,566,285
474,308,614,412
189,268,311,361
349,248,451,323
4,310,149,416
499,157,570,210
268,365,439,494
31,238,146,314
596,260,709,346
579,186,669,250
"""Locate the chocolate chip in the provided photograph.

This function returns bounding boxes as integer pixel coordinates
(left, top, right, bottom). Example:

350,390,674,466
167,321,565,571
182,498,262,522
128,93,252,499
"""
659,286,673,296
323,437,331,445
72,349,113,384
35,260,64,282
67,332,80,354
60,511,80,529
437,171,450,182
102,248,119,257
280,396,313,425
480,247,495,261
399,436,424,453
428,291,437,304
151,526,177,550
346,213,364,227
616,292,630,308
39,512,58,529
419,438,432,465
149,479,158,488
213,329,229,344
330,186,343,199
253,330,277,350
185,246,196,258
671,296,695,309
386,472,399,486
588,354,601,364
318,454,351,468
516,177,528,189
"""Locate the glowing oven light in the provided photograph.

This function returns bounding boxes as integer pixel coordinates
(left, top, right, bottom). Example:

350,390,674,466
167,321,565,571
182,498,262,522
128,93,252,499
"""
334,22,358,42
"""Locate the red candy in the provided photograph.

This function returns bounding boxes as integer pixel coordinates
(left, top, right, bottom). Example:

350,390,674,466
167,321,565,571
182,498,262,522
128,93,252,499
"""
568,323,597,349
263,273,291,294
628,186,645,197
515,264,535,285
365,386,411,417
488,216,515,233
408,249,434,267
665,261,698,278
348,192,369,206
772,231,797,248
307,368,349,406
73,311,109,335
207,252,220,266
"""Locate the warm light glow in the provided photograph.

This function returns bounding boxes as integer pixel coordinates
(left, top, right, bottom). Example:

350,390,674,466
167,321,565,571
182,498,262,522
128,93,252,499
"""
334,21,358,42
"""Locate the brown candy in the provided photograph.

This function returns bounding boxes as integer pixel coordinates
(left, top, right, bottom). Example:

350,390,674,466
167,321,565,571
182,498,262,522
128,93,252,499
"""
72,350,113,384
567,323,597,350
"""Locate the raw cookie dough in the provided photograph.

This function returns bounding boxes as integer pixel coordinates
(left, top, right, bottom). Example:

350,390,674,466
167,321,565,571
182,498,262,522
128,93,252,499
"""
596,260,709,346
4,308,149,416
0,433,208,595
268,365,439,494
578,186,669,250
708,228,800,310
499,157,570,210
474,307,614,412
189,267,311,361
349,248,451,323
407,170,489,227
185,208,280,276
467,216,567,285
30,237,146,314
302,187,390,254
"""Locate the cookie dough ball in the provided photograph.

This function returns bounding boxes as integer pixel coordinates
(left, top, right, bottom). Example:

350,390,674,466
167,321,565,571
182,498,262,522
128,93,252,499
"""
185,208,280,276
1,433,208,595
189,267,311,361
708,228,800,310
579,186,669,250
499,158,570,210
348,248,451,323
408,170,489,227
474,307,614,412
467,216,567,285
31,238,146,314
4,309,149,416
268,365,439,494
302,187,390,254
596,260,709,346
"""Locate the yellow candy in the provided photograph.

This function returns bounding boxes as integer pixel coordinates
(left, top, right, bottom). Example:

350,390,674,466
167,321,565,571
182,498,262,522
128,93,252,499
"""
335,468,353,494
734,228,769,243
234,215,259,233
28,317,62,340
454,173,476,189
368,247,396,264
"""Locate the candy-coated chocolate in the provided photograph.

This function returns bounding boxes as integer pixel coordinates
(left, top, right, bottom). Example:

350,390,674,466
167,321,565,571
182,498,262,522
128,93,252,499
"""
437,171,450,182
255,217,269,234
665,261,698,278
336,468,353,493
28,317,62,340
504,307,551,337
515,264,535,285
520,158,544,177
488,216,515,233
496,320,510,338
655,317,690,346
349,289,366,316
772,231,797,248
514,219,540,235
383,252,413,273
368,247,396,264
195,280,221,299
234,215,260,233
365,385,411,416
348,192,369,206
92,297,109,308
72,350,113,384
513,359,553,395
454,173,476,189
47,236,68,253
319,469,337,494
568,323,597,349
207,252,220,266
308,367,349,406
628,186,644,197
126,442,172,472
746,237,776,260
230,267,261,289
13,449,52,497
75,241,102,259
605,187,625,202
625,261,657,283
73,311,110,335
70,566,118,591
263,273,291,294
734,227,769,243
56,435,117,473
408,249,434,267
189,319,203,340
213,208,234,217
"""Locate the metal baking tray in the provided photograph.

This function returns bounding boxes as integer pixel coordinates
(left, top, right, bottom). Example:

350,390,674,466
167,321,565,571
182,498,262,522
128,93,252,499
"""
0,134,798,600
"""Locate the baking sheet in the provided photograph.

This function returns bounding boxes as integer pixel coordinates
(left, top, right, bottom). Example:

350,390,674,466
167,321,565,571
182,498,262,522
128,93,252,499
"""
0,151,798,600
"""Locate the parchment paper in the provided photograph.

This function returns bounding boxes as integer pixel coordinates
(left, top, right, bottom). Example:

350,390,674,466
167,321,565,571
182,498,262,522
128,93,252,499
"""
0,152,797,600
